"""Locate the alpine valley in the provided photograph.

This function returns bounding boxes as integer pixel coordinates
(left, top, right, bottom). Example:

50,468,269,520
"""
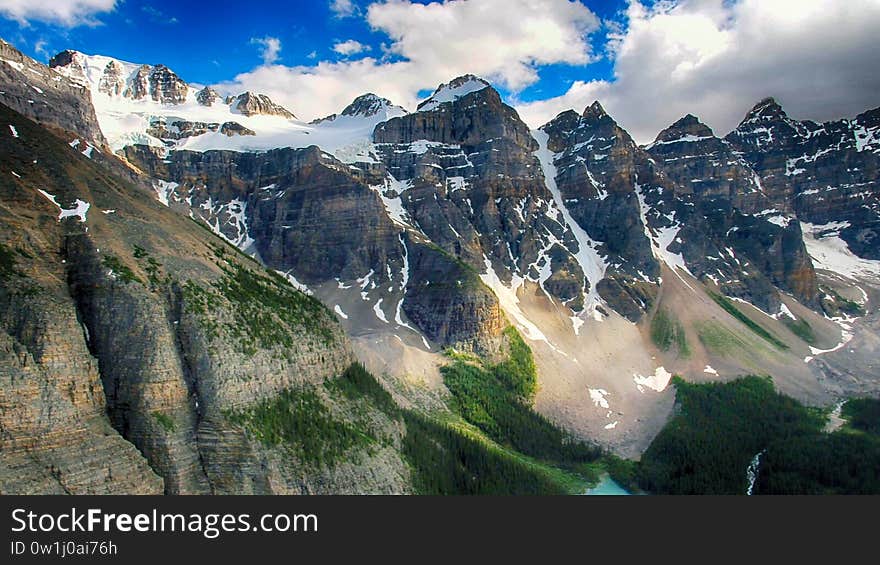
1,37,879,495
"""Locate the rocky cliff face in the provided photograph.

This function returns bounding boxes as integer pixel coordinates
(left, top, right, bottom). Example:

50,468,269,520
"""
725,98,880,260
122,140,505,354
49,52,190,106
0,41,106,146
645,113,819,310
372,80,621,325
146,118,255,144
0,101,410,494
646,114,768,213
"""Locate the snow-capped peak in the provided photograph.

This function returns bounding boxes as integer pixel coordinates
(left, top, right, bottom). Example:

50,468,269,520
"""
742,97,787,124
582,100,608,120
417,75,490,112
341,93,406,119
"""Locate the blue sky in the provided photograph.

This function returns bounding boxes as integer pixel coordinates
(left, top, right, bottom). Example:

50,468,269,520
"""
1,1,878,142
0,0,622,101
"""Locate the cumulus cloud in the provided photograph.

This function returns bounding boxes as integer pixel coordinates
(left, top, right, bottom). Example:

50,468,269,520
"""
330,0,359,18
219,0,600,122
516,0,880,143
251,36,282,65
333,39,370,56
364,0,599,91
0,0,116,27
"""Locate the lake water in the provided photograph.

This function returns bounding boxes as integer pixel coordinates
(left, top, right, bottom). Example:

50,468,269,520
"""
585,475,630,495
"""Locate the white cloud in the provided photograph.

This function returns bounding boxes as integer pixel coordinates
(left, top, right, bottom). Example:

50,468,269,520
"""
330,0,359,18
219,0,600,122
333,39,370,56
366,0,599,91
516,0,880,143
0,0,116,27
251,36,282,65
33,38,50,59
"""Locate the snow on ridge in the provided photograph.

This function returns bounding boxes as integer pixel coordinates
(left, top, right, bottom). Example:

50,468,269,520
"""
153,180,178,207
370,175,415,230
58,52,402,162
276,269,313,296
644,134,713,150
418,76,490,112
532,128,608,329
634,181,692,285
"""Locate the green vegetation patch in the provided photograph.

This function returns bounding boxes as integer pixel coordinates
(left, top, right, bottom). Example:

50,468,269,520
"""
651,308,690,357
183,257,335,357
402,412,574,495
782,317,815,344
326,363,400,419
440,327,601,468
101,255,142,285
226,388,372,467
696,322,748,356
842,398,880,435
708,292,788,350
151,411,176,433
638,377,880,494
213,260,334,352
132,245,169,291
820,286,865,318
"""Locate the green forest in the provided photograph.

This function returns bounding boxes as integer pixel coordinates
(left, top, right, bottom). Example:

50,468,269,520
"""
636,376,880,494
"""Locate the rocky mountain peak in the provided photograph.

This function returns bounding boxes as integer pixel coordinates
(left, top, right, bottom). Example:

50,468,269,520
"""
97,60,126,97
147,64,188,105
725,96,805,153
582,100,608,120
196,86,220,106
417,74,491,111
232,92,296,119
48,49,79,69
739,97,791,127
341,93,403,118
653,114,715,144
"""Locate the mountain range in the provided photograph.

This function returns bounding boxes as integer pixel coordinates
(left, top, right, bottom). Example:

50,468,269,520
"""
1,37,878,494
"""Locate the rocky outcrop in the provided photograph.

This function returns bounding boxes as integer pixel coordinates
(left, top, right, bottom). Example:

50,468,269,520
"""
146,119,255,144
196,86,220,106
646,114,768,213
97,60,127,97
343,93,402,118
126,65,151,100
232,92,296,119
646,113,819,308
373,78,595,317
725,98,880,259
540,102,675,318
148,65,188,104
1,41,107,146
403,239,506,353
